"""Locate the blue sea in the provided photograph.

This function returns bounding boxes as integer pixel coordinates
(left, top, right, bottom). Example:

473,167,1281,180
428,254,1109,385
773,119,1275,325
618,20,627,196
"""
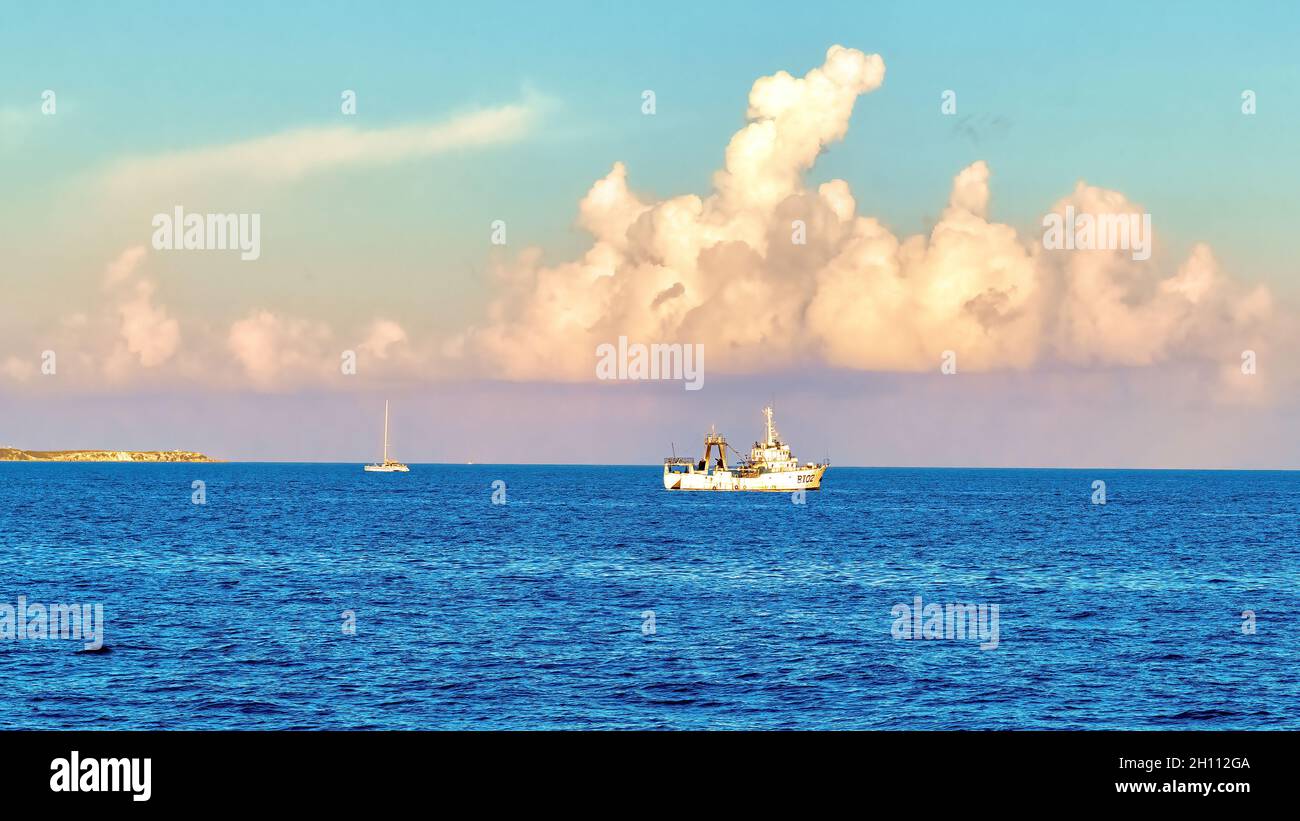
1,464,1296,730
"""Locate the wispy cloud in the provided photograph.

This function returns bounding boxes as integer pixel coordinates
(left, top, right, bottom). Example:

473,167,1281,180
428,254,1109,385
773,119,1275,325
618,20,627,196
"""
98,97,546,194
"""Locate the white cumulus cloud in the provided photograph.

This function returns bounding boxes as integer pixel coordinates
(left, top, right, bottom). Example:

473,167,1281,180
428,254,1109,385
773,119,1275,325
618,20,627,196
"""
455,45,1282,397
228,310,334,389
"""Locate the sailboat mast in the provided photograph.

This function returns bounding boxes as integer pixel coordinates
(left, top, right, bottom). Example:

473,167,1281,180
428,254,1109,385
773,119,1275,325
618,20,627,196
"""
383,400,390,463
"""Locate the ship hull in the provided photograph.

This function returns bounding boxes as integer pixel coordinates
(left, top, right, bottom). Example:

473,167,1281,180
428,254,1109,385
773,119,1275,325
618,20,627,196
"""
663,465,826,492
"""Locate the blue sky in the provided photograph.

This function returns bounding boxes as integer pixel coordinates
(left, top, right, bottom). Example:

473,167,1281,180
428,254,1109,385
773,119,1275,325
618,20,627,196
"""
5,0,1298,293
1,2,1298,465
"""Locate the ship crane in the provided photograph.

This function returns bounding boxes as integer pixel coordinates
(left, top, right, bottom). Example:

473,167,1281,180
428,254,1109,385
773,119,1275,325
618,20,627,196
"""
701,425,729,471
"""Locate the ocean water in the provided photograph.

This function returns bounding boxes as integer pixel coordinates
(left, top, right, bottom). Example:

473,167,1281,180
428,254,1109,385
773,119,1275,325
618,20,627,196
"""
0,463,1296,730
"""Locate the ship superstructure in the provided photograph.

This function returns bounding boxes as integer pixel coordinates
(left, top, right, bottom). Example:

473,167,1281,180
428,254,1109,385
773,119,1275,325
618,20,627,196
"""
663,406,828,491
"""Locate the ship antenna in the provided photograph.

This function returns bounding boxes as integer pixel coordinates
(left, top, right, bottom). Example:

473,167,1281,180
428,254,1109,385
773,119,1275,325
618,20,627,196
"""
762,404,777,446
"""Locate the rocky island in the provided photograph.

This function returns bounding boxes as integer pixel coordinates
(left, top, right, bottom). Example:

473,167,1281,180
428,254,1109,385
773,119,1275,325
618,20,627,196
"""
0,448,217,463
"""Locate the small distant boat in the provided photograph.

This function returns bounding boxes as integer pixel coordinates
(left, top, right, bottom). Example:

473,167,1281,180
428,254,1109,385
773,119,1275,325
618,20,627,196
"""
364,400,409,472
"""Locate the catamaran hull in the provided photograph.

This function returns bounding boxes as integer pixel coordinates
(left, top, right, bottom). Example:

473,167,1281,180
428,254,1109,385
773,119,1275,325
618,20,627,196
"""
663,465,826,491
364,465,409,472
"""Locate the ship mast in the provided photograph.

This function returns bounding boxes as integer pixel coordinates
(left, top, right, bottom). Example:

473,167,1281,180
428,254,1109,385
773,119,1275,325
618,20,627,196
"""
763,405,776,445
383,400,390,463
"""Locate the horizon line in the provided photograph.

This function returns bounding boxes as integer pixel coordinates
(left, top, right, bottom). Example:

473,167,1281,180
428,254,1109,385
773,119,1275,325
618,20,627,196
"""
4,460,1298,472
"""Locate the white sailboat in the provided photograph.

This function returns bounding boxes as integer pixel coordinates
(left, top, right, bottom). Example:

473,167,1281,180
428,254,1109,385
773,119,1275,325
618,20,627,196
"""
364,400,410,472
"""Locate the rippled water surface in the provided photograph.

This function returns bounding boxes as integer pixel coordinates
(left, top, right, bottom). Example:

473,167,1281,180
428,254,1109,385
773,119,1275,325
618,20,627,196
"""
1,464,1296,729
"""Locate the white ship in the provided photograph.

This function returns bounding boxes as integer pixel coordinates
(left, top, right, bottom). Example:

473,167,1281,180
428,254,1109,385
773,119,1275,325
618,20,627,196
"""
663,406,828,492
364,400,410,472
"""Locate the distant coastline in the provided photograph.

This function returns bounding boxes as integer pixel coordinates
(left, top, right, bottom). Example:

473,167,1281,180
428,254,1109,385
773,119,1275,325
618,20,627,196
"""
0,448,217,463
